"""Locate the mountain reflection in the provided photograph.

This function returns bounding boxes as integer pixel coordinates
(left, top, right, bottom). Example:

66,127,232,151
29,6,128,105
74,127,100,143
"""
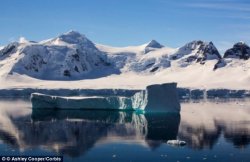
0,107,180,157
178,100,250,149
0,99,250,157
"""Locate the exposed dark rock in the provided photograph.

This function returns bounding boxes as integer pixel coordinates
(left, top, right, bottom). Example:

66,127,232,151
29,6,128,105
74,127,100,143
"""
173,41,222,65
63,70,71,77
24,54,46,72
0,43,18,57
74,66,79,72
72,53,80,61
185,55,197,63
224,42,250,60
144,40,164,54
145,63,155,68
150,67,159,72
146,40,164,49
186,41,221,64
213,59,226,70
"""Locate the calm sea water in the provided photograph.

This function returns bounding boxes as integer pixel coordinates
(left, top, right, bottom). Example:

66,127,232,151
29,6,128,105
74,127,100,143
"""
0,98,249,162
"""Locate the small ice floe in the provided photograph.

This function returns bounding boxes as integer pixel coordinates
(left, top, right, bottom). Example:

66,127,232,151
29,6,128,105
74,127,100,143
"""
167,140,186,147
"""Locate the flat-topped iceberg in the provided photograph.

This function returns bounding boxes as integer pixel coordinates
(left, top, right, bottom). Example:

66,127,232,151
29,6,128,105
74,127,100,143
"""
31,83,180,112
31,94,134,110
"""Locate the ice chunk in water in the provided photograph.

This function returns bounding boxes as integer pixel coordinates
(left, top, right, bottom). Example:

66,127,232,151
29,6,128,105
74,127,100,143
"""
167,140,186,146
130,83,180,112
31,83,180,112
31,95,135,110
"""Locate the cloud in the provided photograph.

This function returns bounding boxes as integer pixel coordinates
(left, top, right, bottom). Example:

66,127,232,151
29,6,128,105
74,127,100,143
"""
186,2,250,12
224,15,250,19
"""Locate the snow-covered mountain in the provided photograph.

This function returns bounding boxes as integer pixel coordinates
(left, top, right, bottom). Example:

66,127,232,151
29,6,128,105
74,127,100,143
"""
224,42,250,60
0,31,116,80
0,31,250,90
96,40,174,73
170,41,221,65
0,46,5,50
214,42,250,70
144,40,164,54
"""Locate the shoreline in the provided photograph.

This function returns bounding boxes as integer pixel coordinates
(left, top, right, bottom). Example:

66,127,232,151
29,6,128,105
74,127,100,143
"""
0,87,249,99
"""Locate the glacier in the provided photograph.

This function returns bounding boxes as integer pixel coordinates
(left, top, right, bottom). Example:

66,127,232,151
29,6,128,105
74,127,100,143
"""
31,83,180,112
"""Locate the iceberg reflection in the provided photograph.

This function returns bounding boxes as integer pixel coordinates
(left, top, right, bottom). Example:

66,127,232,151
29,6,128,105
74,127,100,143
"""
0,99,250,158
0,107,180,157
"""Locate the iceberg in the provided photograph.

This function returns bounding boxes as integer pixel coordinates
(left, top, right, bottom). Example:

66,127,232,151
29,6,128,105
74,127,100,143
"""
31,94,134,110
31,83,180,112
167,140,186,146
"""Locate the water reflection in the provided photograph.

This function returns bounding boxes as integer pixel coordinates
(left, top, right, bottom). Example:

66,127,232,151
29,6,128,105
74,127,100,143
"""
144,113,180,149
178,101,250,149
0,105,180,157
0,99,250,159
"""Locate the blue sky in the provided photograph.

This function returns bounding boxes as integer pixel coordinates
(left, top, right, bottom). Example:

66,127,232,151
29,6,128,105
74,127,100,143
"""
0,0,250,53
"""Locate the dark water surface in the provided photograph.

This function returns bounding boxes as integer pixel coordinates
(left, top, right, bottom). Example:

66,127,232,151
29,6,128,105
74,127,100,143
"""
0,99,249,162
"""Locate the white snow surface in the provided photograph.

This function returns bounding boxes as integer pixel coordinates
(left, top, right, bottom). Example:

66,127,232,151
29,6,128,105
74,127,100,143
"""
0,31,250,90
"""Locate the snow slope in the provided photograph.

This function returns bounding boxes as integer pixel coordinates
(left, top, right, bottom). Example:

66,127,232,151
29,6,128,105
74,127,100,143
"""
0,31,250,91
0,31,117,80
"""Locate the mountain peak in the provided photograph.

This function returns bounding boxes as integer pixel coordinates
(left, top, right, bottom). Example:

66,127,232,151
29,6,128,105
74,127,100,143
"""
184,40,219,53
60,30,84,37
43,30,98,50
224,42,250,60
145,40,164,49
170,40,221,65
187,40,208,47
57,30,87,44
19,37,29,44
233,41,248,48
144,40,164,54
